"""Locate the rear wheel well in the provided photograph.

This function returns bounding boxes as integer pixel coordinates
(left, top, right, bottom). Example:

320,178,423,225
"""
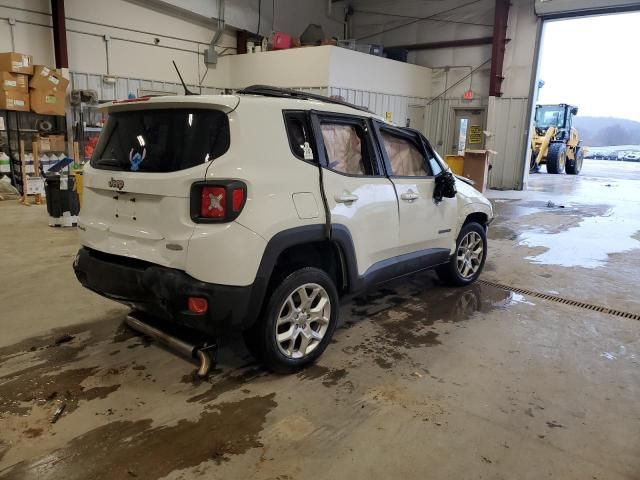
463,212,488,229
271,241,347,294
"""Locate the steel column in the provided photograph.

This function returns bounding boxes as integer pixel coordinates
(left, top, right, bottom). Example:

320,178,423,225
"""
489,0,510,97
50,0,69,68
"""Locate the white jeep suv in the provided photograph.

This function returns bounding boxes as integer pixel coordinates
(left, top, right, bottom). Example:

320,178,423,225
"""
74,86,493,373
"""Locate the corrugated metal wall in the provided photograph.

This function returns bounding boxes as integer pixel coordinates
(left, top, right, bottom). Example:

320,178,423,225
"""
486,97,530,190
67,72,527,190
329,87,428,127
69,71,224,101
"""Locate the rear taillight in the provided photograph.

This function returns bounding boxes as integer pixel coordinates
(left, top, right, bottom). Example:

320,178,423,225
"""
191,180,247,223
188,296,208,314
200,186,226,218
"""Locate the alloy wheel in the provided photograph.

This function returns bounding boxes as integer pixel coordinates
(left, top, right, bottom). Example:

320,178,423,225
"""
275,283,331,359
456,231,484,279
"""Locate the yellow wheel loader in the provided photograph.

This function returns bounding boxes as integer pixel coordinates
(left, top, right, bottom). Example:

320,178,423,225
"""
530,104,585,175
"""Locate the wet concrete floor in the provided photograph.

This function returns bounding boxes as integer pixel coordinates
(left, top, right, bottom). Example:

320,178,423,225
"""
0,159,639,479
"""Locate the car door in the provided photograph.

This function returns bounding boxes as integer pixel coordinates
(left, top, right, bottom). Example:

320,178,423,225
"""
310,112,400,277
373,122,457,254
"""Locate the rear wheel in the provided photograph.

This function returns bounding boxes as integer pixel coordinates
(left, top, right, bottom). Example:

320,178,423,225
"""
546,143,567,174
244,267,338,373
436,222,487,286
566,147,584,175
530,151,540,173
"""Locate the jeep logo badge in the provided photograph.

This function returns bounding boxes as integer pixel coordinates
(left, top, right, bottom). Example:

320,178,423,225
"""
108,178,125,190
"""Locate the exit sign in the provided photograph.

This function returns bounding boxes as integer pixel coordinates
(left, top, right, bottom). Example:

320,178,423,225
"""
463,90,474,100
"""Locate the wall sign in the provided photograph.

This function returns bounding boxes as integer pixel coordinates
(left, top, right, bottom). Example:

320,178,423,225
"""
469,125,483,144
463,90,475,100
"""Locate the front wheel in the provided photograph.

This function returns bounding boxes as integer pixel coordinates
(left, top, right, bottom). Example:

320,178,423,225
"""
436,222,487,286
566,147,584,175
546,143,567,174
244,267,338,374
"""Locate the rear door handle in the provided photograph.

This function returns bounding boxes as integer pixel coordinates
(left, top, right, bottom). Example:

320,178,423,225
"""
400,192,419,202
334,193,359,204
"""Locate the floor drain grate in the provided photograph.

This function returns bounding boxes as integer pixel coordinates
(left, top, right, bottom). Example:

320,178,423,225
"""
478,280,640,321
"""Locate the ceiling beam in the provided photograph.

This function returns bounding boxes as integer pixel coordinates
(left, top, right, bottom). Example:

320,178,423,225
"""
388,36,494,51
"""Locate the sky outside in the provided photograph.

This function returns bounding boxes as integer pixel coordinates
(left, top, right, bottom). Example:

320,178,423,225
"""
538,11,640,122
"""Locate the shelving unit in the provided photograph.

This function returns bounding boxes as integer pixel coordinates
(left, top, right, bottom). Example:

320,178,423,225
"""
2,110,68,194
72,101,105,163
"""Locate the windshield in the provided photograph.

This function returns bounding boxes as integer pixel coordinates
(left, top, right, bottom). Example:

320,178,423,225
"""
535,106,565,129
91,108,230,172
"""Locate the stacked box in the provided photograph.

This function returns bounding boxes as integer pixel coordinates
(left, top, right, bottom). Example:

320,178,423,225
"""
30,65,69,116
0,52,33,111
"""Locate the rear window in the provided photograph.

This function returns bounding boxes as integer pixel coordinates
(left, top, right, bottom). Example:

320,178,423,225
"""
91,108,230,172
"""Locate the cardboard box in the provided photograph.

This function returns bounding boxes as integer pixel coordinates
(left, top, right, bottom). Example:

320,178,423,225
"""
29,65,69,92
0,52,34,75
30,89,65,115
462,150,492,193
0,72,28,92
0,90,29,111
37,134,66,152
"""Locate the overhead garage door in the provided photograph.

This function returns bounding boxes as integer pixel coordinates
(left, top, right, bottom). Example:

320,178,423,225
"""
535,0,640,16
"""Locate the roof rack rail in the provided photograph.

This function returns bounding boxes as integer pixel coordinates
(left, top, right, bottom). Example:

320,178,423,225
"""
236,85,370,113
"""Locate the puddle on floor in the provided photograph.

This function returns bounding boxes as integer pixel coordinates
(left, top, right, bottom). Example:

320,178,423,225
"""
2,394,277,480
343,274,520,368
519,205,640,268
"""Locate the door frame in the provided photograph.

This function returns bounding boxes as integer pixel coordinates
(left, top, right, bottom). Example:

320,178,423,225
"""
448,107,487,155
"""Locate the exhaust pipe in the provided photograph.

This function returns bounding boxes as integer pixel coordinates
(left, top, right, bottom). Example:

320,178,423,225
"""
125,314,215,377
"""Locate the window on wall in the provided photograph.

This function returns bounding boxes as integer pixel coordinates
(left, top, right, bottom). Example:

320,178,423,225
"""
380,130,430,177
319,121,376,176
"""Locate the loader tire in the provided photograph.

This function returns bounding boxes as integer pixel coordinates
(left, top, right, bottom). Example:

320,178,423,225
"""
546,143,567,174
566,147,584,175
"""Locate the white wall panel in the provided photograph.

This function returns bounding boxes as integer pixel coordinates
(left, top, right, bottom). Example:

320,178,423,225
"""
486,97,530,190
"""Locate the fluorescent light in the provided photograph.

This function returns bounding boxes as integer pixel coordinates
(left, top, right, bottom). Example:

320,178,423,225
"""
188,113,193,126
137,135,145,147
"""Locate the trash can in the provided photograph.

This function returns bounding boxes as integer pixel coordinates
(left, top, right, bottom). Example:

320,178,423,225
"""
45,174,80,227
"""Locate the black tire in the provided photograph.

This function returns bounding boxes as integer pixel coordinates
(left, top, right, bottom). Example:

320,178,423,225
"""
566,147,584,175
243,267,339,374
546,142,567,174
436,222,487,286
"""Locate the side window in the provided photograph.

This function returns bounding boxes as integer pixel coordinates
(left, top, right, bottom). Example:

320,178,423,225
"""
319,120,376,176
420,135,444,176
284,111,316,162
380,130,431,177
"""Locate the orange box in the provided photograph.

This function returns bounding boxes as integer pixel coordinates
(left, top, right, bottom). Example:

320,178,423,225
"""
29,65,69,92
0,90,29,111
30,89,66,115
0,52,34,75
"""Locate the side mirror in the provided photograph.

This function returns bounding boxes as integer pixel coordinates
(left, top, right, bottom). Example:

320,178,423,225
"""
434,171,457,204
571,107,578,116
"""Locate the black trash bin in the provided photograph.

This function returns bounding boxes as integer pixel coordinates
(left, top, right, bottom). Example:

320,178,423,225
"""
45,174,80,227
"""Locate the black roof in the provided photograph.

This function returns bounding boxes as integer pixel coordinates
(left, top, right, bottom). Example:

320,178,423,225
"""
236,85,371,113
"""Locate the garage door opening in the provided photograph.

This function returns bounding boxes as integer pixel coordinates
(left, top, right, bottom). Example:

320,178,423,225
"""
529,11,640,183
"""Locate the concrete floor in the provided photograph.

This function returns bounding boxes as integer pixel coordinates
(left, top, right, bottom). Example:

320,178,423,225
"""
0,160,639,479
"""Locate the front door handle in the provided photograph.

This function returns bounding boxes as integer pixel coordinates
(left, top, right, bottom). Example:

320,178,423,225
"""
400,192,419,202
334,193,359,204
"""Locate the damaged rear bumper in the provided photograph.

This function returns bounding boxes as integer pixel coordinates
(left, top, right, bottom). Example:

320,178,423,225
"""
73,247,254,335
